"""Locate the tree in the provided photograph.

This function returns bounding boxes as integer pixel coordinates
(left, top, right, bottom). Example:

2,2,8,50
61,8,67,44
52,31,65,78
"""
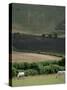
58,57,65,67
42,34,46,38
48,34,52,38
12,67,17,77
53,33,57,38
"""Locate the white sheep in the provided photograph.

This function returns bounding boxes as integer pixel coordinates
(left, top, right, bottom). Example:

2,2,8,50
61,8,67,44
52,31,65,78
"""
57,71,65,75
56,71,65,78
17,72,25,78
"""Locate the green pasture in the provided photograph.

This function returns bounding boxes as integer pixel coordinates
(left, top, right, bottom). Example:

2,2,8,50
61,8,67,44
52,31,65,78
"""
12,74,65,87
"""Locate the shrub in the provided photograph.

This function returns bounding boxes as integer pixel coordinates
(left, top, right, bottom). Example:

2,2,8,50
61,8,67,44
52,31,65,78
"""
43,64,65,74
36,64,44,74
12,59,65,76
30,63,45,74
13,63,19,69
48,34,52,38
43,65,53,74
53,33,57,38
30,63,39,70
25,69,38,76
58,57,65,66
42,34,46,38
39,61,58,66
13,62,30,70
39,61,49,66
12,67,17,77
23,62,30,70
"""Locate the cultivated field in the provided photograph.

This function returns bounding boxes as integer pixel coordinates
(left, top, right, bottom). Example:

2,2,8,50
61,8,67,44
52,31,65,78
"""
12,52,62,63
12,74,65,87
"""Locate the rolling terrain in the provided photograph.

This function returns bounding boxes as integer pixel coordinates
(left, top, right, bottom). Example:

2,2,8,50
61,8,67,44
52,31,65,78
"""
9,4,65,87
12,3,65,37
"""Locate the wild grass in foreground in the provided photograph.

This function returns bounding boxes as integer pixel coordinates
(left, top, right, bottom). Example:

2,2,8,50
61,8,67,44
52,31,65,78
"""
12,74,65,87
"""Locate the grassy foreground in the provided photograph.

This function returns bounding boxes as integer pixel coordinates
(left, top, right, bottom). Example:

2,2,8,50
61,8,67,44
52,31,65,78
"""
12,74,65,87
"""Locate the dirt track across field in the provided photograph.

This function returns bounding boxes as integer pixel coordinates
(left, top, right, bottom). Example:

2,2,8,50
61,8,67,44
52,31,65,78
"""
12,52,62,63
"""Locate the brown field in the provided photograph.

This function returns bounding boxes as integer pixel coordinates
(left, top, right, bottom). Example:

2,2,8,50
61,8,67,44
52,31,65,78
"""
12,52,62,63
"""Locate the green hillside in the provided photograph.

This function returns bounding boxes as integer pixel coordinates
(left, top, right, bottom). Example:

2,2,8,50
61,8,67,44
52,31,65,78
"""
12,3,65,35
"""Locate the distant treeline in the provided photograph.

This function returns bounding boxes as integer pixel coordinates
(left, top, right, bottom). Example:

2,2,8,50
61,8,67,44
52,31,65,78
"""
11,57,65,77
12,33,65,53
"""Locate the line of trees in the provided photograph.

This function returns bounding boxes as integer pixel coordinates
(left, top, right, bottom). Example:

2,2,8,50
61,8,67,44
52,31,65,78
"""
12,57,65,77
42,33,57,38
12,32,58,40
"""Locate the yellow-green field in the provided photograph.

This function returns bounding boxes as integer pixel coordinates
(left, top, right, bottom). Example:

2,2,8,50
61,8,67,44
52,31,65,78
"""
12,74,65,87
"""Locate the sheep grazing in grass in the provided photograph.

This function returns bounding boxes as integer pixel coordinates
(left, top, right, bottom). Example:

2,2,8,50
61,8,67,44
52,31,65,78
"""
17,72,25,79
57,71,65,75
56,71,65,78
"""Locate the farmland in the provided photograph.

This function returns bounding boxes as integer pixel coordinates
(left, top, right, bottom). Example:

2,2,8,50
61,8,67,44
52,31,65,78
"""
12,74,65,87
12,52,62,63
11,33,65,86
10,4,65,87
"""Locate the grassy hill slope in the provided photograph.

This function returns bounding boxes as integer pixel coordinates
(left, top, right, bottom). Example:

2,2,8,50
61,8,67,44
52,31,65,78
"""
12,3,65,35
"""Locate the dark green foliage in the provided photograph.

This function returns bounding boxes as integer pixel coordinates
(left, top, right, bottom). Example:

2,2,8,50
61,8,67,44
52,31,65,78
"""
39,61,58,66
30,63,39,70
53,33,58,38
37,64,64,74
35,64,64,74
35,64,44,74
43,65,53,74
25,69,38,76
48,34,52,38
46,64,64,73
58,57,65,66
12,67,17,77
23,62,31,70
12,59,65,77
13,63,19,69
13,62,30,70
12,33,65,53
42,34,46,38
